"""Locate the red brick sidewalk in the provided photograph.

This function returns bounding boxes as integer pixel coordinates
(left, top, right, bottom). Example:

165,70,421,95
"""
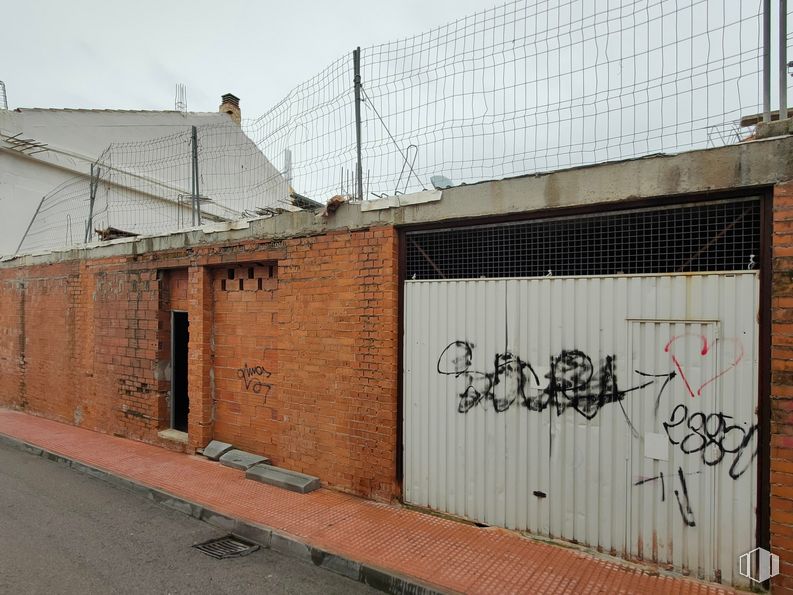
0,409,733,594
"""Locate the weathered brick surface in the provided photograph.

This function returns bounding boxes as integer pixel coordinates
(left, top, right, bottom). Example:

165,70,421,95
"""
209,229,399,500
0,263,79,424
0,272,24,409
774,181,793,593
92,267,163,439
0,226,400,501
187,265,214,450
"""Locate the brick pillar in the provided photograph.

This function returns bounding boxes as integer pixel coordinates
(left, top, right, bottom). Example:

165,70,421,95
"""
187,265,213,450
772,181,793,593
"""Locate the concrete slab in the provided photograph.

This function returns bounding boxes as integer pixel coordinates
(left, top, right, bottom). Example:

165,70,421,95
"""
157,429,188,445
245,464,320,494
219,449,269,471
202,440,234,461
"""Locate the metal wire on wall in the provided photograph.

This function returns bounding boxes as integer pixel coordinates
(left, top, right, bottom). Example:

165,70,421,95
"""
16,0,773,254
249,0,766,200
17,123,290,253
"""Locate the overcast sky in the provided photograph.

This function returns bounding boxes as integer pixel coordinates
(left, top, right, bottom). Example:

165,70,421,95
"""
2,0,499,118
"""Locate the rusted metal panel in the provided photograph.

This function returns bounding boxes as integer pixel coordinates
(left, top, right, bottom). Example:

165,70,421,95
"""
403,272,758,587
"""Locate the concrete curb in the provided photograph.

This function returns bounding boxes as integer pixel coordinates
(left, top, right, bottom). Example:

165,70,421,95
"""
0,432,446,595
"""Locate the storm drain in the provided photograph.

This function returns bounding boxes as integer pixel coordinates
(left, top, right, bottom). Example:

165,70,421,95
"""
193,535,259,559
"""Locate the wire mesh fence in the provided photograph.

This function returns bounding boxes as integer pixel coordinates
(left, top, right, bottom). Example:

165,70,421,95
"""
16,177,94,253
17,122,290,253
405,197,761,279
244,55,355,202
102,124,288,225
17,0,779,254
250,0,767,200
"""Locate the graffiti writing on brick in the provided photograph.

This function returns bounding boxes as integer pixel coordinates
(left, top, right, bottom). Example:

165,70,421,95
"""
237,363,272,400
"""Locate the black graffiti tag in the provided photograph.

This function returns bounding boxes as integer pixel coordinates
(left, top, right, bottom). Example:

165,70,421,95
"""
662,403,758,480
436,341,538,413
237,363,272,399
673,467,697,527
437,341,654,431
634,468,703,527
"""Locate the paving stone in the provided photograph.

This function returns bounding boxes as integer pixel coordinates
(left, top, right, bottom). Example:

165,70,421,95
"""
201,440,234,461
0,409,737,595
219,449,269,471
245,464,320,493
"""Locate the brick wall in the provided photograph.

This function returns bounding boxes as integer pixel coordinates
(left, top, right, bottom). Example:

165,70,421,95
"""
0,262,81,424
774,181,793,592
93,267,166,440
0,271,25,409
0,226,400,501
208,228,399,500
3,190,791,580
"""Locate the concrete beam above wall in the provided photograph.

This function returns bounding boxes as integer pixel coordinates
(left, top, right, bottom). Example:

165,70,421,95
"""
4,135,793,268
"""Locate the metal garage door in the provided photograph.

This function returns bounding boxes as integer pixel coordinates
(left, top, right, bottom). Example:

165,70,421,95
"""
402,199,761,586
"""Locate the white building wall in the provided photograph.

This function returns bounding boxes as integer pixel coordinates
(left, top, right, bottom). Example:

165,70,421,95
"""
0,109,287,255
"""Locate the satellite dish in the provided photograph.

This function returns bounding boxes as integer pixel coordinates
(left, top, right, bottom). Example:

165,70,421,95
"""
430,174,454,190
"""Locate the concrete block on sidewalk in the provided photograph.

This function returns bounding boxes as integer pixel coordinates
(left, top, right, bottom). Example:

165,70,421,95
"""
219,449,270,471
202,440,234,461
245,464,320,493
271,532,312,561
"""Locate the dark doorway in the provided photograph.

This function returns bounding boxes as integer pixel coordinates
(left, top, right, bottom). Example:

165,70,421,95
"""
171,311,189,432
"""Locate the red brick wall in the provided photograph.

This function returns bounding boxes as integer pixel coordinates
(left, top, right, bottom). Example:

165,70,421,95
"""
211,263,279,452
23,270,77,422
0,262,82,423
168,268,189,312
0,226,400,501
774,181,793,592
92,267,166,440
207,229,399,500
0,271,24,409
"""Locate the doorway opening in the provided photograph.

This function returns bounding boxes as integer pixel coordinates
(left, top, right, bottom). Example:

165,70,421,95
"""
171,311,189,432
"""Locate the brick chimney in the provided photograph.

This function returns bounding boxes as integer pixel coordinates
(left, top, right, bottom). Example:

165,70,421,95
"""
219,93,241,125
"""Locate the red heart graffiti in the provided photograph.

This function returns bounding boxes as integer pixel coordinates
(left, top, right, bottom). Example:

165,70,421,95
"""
663,334,744,398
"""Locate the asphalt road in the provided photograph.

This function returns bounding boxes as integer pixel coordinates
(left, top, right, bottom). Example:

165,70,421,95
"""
0,442,375,595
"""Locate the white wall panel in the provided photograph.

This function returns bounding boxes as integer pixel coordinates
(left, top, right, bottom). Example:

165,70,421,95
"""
404,272,759,587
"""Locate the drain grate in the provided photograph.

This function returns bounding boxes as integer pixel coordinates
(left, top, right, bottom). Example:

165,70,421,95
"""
193,535,260,559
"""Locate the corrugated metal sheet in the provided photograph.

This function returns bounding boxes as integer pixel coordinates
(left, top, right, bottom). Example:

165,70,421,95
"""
403,272,758,587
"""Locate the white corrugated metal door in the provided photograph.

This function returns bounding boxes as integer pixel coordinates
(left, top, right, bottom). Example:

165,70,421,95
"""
403,272,759,586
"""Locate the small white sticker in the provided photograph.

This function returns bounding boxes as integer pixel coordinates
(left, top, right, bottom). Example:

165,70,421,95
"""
644,432,669,461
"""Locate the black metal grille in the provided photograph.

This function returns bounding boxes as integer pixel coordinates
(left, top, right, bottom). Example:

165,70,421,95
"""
406,199,761,280
193,535,259,559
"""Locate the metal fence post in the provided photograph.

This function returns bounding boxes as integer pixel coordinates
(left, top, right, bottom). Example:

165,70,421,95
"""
84,163,99,243
765,0,772,122
191,126,202,225
353,47,364,201
781,0,788,120
16,195,46,255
